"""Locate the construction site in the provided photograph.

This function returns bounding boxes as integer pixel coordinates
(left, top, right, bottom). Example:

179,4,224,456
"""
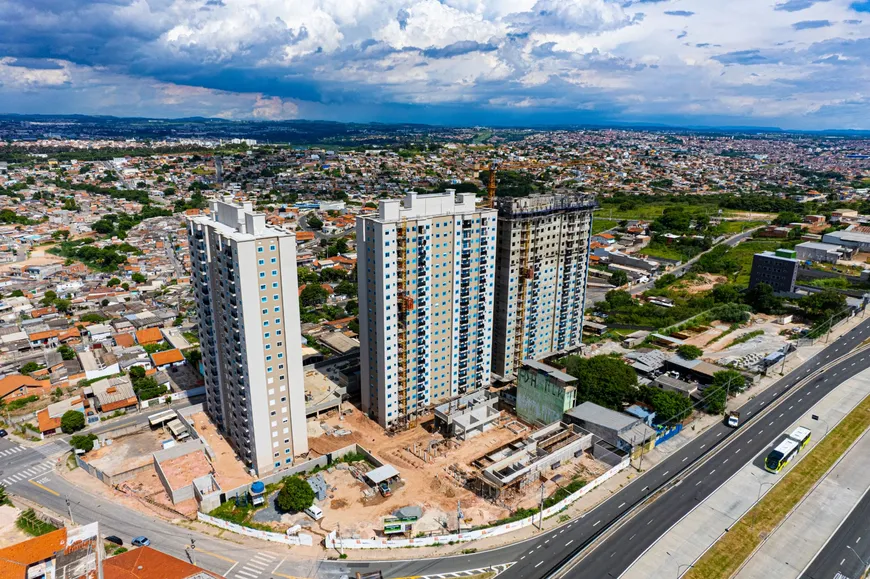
304,401,613,540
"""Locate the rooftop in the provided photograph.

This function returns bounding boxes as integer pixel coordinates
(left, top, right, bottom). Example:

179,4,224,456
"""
566,401,638,431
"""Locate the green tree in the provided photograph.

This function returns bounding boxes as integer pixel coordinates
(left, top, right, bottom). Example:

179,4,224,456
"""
60,410,86,434
54,299,71,313
705,370,747,415
745,283,782,314
609,270,628,287
774,211,802,226
712,284,740,304
801,289,847,320
654,273,677,289
560,355,638,410
107,277,121,287
58,345,76,360
639,386,693,424
131,272,147,284
40,290,57,306
275,476,315,513
307,215,323,230
80,313,108,323
300,284,329,308
677,345,703,360
297,267,319,284
0,484,10,507
70,433,98,453
19,361,41,375
335,280,357,297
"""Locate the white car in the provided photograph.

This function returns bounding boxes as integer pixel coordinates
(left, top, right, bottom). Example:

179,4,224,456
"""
304,505,324,521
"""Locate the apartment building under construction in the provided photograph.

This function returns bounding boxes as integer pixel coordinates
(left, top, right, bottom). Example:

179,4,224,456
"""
357,191,497,430
492,194,597,379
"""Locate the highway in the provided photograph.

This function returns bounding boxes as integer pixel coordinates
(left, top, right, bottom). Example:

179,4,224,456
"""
4,317,870,579
326,315,870,579
801,489,870,579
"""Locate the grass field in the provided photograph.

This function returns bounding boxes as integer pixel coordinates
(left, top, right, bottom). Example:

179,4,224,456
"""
641,243,688,261
725,239,797,286
592,218,616,234
713,220,766,235
683,391,870,579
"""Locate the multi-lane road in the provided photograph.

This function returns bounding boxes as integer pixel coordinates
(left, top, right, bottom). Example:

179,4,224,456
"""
801,489,870,579
4,316,870,579
328,314,870,579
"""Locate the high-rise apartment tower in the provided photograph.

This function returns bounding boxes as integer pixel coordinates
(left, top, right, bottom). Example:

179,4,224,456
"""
492,194,597,379
357,191,497,429
188,198,308,476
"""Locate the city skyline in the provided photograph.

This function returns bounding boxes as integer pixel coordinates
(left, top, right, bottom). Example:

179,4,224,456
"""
0,0,869,129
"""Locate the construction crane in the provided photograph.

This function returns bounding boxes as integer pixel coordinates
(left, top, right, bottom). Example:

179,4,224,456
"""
475,160,544,208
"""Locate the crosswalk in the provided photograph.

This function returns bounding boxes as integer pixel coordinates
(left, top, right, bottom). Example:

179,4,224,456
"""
0,458,56,487
231,552,277,579
0,445,25,457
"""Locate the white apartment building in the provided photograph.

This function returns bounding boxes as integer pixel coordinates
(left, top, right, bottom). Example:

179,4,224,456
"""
492,194,597,379
188,198,308,476
357,191,497,429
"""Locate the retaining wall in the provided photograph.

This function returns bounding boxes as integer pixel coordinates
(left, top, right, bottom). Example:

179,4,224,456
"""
198,513,314,546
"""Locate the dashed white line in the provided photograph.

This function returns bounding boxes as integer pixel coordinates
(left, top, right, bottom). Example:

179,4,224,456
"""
647,519,654,525
717,433,723,437
618,502,625,509
593,520,601,527
535,561,544,568
723,459,729,464
565,540,574,547
710,469,716,475
662,471,670,477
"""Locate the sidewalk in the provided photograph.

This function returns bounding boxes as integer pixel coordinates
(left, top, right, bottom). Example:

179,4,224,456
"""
734,429,870,579
620,367,870,579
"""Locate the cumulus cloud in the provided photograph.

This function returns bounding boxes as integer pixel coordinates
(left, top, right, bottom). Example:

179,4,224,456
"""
0,0,869,128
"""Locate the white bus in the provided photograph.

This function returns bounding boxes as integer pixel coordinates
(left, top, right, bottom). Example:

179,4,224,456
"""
788,426,812,450
765,438,800,474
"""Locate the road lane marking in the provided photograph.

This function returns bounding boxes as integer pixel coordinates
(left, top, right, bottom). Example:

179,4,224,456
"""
696,481,703,486
28,479,58,496
618,502,625,509
565,540,573,547
700,445,706,449
710,470,716,475
647,519,654,525
535,561,544,568
683,457,688,462
717,433,723,437
662,471,669,477
593,520,601,527
193,548,236,564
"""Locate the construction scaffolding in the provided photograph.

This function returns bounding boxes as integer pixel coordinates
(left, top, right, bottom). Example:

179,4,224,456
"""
395,218,415,430
512,221,532,367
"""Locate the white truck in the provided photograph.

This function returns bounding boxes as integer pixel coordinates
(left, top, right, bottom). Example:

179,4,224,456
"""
726,411,740,428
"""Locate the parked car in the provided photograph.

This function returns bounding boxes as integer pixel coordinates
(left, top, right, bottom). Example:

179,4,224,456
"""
105,535,124,546
131,536,151,547
0,429,8,438
304,505,324,521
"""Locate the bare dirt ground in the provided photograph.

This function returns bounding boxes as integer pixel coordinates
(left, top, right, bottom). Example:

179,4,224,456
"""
186,412,254,490
676,273,727,294
304,406,612,538
0,504,29,548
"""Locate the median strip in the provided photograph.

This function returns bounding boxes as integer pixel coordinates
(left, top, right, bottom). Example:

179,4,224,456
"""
683,390,870,579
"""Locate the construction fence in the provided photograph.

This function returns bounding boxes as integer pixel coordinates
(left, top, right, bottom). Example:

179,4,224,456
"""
325,455,630,550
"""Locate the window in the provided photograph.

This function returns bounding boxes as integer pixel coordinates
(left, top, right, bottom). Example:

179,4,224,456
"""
263,321,269,327
271,257,277,264
270,244,276,251
258,247,264,253
275,318,281,325
260,284,266,290
261,297,267,303
259,272,265,278
266,355,273,361
264,332,271,338
273,295,279,301
258,259,265,265
262,309,268,315
272,282,279,288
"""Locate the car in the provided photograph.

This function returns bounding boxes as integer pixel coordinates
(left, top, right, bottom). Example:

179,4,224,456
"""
0,429,8,438
304,505,324,521
105,535,124,546
131,536,151,547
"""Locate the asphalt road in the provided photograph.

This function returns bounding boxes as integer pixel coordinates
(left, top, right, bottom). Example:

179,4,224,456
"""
6,317,869,579
801,489,870,579
325,314,870,579
630,227,758,295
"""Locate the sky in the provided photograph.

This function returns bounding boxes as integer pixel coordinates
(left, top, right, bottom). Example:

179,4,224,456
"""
0,0,869,129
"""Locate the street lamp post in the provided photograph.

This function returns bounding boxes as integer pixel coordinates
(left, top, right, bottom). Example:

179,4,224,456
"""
811,414,830,436
847,546,868,576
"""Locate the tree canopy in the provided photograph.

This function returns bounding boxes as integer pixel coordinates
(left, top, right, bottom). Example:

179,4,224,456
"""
276,476,315,513
560,355,638,410
60,410,86,434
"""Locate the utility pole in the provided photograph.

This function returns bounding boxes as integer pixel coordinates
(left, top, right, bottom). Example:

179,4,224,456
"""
457,500,463,534
538,483,545,530
65,496,75,525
